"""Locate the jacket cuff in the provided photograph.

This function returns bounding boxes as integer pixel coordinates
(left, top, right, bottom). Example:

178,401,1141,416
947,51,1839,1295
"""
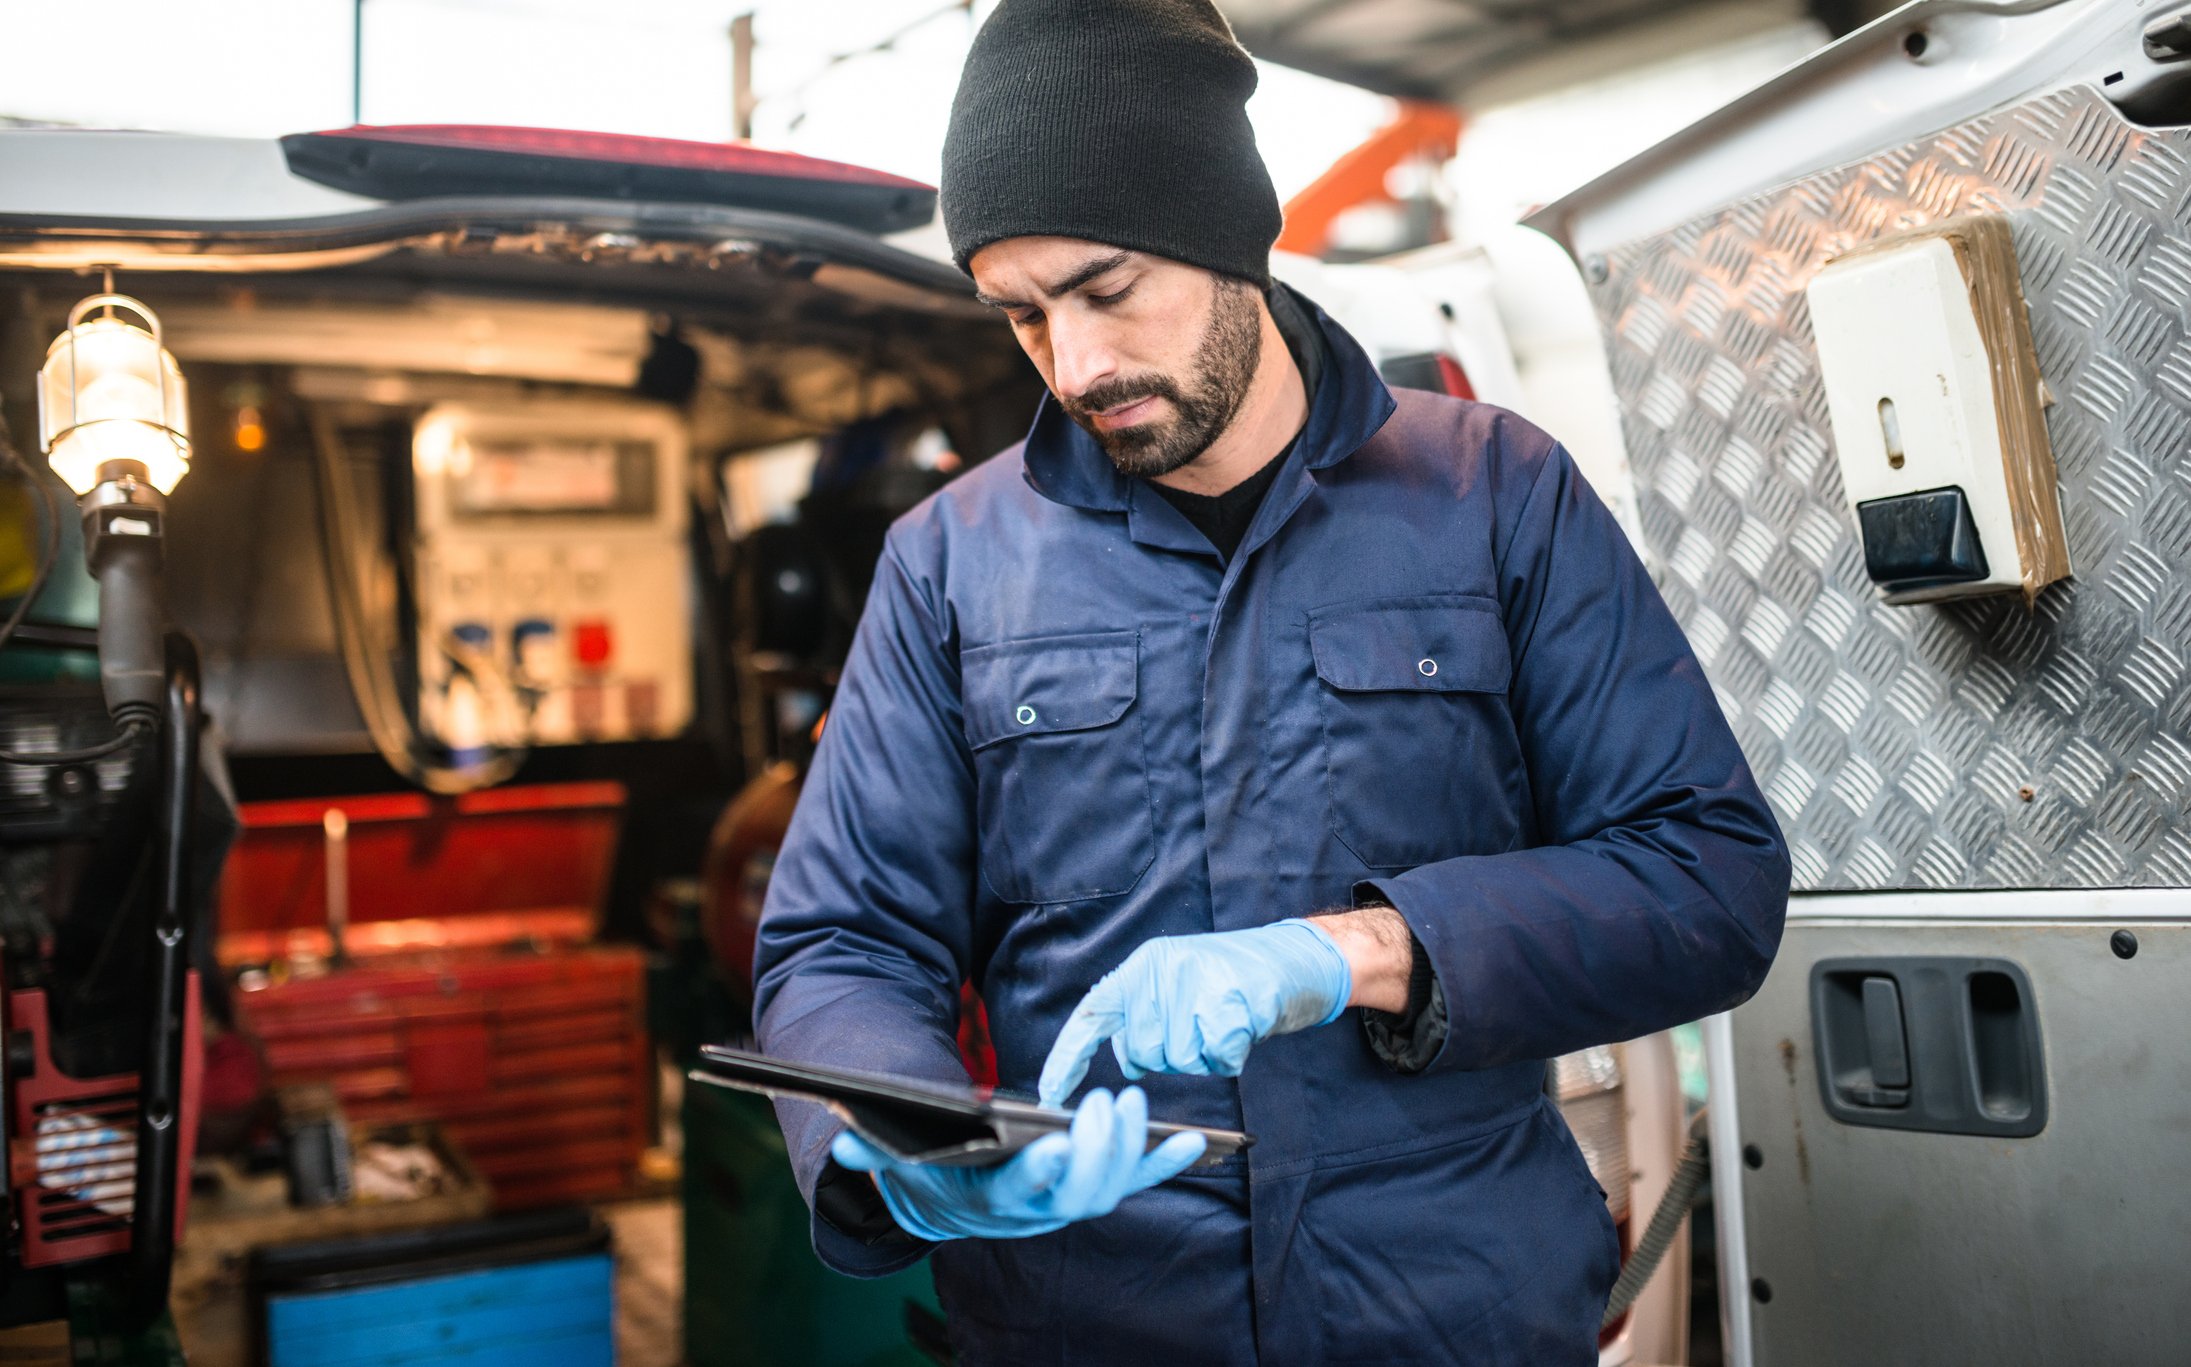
815,1157,918,1246
812,1211,932,1279
755,983,967,1277
810,1152,931,1277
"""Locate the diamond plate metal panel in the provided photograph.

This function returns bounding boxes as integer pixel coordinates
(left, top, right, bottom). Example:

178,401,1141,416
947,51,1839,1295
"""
1593,86,2191,891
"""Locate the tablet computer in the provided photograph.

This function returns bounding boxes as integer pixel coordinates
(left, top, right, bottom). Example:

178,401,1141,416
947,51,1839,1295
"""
691,1045,1252,1168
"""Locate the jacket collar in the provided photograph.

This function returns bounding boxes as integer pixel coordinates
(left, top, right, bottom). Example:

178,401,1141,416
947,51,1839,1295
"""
1018,284,1397,514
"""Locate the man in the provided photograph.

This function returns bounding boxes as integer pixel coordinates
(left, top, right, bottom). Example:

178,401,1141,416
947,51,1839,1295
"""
752,1,1791,1362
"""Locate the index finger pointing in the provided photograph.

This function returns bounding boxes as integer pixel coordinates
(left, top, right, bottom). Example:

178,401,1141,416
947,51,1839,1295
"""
1039,976,1126,1108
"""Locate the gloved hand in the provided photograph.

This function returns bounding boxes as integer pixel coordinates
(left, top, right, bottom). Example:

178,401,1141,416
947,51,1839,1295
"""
828,1086,1205,1243
1038,919,1352,1108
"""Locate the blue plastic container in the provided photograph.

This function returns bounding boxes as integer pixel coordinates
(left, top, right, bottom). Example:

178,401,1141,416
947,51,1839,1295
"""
249,1208,614,1366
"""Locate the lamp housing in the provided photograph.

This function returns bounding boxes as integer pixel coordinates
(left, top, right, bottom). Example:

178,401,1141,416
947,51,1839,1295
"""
38,294,192,496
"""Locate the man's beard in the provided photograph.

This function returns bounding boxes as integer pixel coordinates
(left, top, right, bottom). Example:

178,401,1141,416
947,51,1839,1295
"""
1059,278,1264,479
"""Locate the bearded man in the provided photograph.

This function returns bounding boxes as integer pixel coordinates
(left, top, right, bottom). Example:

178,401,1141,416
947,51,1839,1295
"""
752,2,1790,1362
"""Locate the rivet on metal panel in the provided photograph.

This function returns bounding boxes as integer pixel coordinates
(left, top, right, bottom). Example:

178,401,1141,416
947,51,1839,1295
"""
2110,929,2139,959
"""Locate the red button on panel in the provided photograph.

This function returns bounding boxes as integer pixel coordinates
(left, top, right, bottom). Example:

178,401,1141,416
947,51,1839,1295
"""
573,619,614,667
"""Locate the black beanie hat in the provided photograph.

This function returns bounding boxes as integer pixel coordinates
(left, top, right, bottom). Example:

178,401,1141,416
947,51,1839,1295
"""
940,0,1283,286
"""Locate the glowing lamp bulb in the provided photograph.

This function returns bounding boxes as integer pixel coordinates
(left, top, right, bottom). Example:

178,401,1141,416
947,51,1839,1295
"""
38,295,192,496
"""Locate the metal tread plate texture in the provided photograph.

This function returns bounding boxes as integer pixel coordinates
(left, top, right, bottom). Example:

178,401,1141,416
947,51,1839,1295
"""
1591,83,2191,892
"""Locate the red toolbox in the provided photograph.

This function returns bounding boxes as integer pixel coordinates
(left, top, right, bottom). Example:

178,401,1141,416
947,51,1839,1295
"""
216,782,649,1210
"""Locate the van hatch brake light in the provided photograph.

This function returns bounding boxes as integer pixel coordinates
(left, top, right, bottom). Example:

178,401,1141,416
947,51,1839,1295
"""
279,125,936,236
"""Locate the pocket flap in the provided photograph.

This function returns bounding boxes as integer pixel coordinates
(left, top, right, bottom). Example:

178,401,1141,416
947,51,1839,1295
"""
1310,600,1510,694
962,631,1141,750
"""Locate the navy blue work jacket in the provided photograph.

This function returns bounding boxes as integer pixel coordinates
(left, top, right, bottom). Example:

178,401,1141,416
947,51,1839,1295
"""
754,296,1790,1366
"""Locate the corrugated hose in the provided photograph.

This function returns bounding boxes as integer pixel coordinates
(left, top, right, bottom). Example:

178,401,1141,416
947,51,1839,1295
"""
1602,1108,1711,1330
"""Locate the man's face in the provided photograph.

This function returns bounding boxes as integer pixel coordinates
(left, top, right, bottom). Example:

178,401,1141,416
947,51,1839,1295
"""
970,237,1263,479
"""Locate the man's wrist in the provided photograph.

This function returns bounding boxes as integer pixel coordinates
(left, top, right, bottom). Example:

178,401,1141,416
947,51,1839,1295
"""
1302,905,1414,1013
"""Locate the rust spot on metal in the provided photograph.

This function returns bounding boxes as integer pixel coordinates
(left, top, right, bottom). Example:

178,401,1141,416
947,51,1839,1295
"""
1779,1038,1810,1184
2018,784,2036,802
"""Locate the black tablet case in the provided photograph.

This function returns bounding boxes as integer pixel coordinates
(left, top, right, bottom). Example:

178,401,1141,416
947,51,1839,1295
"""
691,1045,1251,1167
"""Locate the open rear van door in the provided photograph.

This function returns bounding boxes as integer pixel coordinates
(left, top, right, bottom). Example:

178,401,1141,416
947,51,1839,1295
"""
1528,1,2191,1361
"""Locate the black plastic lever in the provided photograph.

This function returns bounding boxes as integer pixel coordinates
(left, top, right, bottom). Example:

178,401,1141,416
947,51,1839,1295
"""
1816,971,1909,1109
1851,975,1909,1105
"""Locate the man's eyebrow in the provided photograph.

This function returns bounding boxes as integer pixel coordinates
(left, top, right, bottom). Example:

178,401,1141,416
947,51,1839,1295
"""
974,250,1136,312
1042,250,1133,298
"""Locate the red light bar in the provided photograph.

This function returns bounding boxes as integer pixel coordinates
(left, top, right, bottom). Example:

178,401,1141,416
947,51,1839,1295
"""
279,124,936,235
324,125,930,190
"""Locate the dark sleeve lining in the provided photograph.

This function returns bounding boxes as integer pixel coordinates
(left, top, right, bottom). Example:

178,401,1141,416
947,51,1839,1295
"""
1354,898,1446,1075
814,1157,919,1249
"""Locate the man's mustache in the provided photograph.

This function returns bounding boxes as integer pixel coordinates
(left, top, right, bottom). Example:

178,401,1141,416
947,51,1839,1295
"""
1062,374,1182,425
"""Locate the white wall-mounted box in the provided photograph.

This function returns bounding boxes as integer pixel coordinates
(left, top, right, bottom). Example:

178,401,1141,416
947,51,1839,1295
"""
1805,216,2068,605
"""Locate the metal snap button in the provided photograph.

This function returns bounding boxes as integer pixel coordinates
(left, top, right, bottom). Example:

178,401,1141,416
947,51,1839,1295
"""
1015,704,1037,726
1418,658,1438,677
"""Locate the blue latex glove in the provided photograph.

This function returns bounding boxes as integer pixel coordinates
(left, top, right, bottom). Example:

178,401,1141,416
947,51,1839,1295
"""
1038,919,1352,1108
828,1086,1205,1243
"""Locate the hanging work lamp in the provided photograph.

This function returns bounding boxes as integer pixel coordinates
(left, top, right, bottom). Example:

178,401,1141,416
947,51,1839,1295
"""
38,293,192,496
34,291,191,730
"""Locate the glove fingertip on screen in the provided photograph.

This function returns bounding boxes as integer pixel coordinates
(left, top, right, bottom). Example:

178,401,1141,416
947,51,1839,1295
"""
1035,1052,1080,1108
1038,983,1123,1107
1036,1068,1077,1111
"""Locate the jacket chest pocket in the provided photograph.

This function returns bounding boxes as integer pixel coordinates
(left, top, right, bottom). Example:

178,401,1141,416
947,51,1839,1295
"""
961,631,1156,905
1310,597,1519,870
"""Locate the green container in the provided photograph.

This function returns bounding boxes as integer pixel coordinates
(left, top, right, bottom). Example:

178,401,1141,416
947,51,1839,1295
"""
683,1081,942,1367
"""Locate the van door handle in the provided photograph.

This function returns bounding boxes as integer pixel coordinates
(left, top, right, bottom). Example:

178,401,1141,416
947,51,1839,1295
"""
1811,958,2046,1137
1851,976,1909,1106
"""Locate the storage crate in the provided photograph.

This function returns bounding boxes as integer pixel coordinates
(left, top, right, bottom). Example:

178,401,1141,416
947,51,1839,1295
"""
249,1208,613,1367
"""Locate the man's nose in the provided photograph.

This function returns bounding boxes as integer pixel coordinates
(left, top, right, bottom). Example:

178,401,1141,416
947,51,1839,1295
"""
1047,317,1118,401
